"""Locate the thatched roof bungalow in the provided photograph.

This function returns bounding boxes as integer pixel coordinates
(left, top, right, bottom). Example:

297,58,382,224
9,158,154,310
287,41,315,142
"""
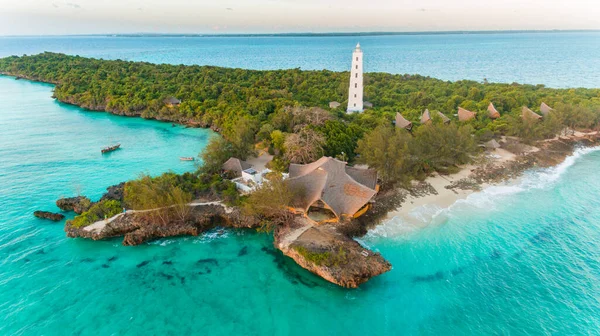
540,102,554,117
522,106,543,121
421,109,450,124
164,97,182,106
287,157,378,220
395,112,413,130
458,107,476,121
485,139,501,149
222,157,252,177
487,103,501,119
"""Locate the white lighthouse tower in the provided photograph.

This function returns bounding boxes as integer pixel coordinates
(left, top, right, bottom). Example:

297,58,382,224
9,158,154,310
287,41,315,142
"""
347,43,364,113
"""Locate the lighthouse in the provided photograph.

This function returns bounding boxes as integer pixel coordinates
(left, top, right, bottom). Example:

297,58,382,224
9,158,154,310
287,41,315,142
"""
347,43,364,113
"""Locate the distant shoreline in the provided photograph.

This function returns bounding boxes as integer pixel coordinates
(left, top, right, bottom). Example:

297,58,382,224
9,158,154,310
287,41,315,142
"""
2,29,599,38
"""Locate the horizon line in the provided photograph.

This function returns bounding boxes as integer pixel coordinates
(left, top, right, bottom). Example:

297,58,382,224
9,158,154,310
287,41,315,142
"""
1,29,599,38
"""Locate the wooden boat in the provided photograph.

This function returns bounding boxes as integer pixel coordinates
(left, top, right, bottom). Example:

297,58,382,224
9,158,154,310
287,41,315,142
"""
180,157,195,161
101,144,121,154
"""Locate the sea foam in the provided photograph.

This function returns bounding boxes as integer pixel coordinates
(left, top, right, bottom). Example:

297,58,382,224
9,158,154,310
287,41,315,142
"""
367,146,600,240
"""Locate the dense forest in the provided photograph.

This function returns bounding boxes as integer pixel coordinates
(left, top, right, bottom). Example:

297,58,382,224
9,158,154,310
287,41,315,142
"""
2,52,600,185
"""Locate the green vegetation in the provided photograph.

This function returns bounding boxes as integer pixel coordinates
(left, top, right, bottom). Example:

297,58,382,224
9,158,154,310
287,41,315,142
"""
69,200,122,228
294,245,348,267
124,174,193,224
243,175,294,231
2,52,599,188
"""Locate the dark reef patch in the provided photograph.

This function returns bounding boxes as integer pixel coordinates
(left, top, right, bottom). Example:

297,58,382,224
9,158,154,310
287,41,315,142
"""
413,271,445,283
196,258,218,266
136,260,150,268
158,272,174,280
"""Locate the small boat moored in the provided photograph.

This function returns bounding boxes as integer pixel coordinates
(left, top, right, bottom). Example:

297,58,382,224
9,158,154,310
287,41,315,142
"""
180,157,195,161
101,144,121,154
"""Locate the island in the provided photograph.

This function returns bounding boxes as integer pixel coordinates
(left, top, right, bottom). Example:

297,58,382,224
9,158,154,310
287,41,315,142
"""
2,52,599,288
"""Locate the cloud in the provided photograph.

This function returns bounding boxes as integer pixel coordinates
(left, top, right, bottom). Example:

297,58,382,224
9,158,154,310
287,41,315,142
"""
226,8,233,11
65,2,81,9
419,8,426,12
137,7,143,11
52,3,59,8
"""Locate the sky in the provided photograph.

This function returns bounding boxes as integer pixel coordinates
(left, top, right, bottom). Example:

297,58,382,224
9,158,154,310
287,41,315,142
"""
0,0,599,35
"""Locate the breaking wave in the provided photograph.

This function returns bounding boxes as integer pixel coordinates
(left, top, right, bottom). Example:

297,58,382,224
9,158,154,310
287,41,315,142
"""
367,146,600,240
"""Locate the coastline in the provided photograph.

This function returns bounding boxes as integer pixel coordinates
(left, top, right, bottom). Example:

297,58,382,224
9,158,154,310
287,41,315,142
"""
379,133,600,234
385,148,516,227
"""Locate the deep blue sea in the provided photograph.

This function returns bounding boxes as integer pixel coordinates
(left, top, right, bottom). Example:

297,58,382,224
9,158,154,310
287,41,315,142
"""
1,33,600,335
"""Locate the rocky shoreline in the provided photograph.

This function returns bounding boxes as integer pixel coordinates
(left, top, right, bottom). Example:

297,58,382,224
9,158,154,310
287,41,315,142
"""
56,134,599,288
63,200,392,287
65,203,260,245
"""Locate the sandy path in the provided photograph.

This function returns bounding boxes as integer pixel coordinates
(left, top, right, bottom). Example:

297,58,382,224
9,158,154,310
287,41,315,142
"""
83,201,228,233
278,218,313,249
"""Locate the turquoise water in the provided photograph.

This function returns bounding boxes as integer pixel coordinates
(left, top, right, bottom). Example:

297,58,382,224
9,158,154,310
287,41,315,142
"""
2,37,600,334
1,32,600,88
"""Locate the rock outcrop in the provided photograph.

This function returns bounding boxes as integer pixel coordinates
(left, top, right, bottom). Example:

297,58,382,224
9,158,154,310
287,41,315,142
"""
274,221,391,288
65,203,261,246
99,182,125,203
56,196,91,214
33,211,65,221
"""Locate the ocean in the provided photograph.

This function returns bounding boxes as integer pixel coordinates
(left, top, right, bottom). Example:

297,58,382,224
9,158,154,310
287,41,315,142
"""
1,32,600,88
1,33,600,335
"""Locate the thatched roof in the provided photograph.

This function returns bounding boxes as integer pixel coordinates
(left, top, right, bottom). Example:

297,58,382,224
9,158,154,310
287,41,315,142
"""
329,101,341,109
540,102,554,117
522,106,542,121
287,157,377,219
458,107,476,121
395,112,413,130
222,157,252,177
487,103,500,119
485,139,501,149
364,101,373,108
421,109,450,124
437,111,451,124
420,109,432,124
164,97,181,105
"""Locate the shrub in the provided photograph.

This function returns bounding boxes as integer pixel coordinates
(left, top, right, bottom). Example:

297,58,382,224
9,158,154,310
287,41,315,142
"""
294,245,348,267
70,200,123,228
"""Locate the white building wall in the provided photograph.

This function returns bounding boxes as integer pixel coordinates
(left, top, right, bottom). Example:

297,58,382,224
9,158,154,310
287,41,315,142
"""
347,43,364,113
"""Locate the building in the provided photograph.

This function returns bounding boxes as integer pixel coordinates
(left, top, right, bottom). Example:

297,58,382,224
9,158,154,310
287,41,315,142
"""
164,97,181,107
458,107,476,121
487,103,501,119
329,101,341,109
522,106,543,121
347,43,364,113
421,109,450,124
287,157,378,222
395,112,413,130
222,157,271,193
540,102,554,117
222,157,252,178
241,167,262,184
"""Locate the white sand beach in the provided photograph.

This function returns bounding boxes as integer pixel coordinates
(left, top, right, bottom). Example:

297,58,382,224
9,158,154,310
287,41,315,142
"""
385,147,518,227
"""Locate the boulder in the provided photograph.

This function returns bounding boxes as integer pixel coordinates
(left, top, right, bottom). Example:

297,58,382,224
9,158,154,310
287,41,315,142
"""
34,211,65,221
99,182,125,203
56,196,92,214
